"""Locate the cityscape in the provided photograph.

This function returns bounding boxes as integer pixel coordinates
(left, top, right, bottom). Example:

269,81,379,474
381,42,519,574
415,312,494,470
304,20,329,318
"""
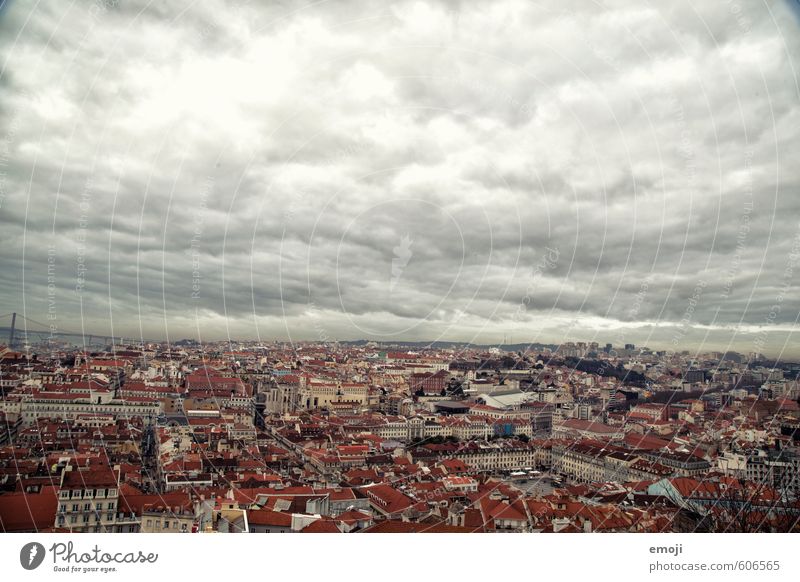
0,0,799,552
0,336,798,533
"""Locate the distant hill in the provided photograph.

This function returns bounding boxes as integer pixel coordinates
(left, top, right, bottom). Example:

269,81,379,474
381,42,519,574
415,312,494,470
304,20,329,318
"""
339,339,557,352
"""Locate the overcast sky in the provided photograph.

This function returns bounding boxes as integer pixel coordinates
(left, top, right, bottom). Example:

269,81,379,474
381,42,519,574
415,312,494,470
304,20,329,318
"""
0,0,799,357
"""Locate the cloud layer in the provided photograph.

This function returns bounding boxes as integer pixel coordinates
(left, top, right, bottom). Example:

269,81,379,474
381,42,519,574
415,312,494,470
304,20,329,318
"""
0,0,799,356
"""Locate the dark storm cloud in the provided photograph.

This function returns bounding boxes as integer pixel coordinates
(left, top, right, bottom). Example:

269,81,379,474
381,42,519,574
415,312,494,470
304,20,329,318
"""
0,0,798,356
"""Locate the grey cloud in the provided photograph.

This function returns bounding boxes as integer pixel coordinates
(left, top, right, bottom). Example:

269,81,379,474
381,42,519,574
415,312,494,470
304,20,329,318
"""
0,0,798,356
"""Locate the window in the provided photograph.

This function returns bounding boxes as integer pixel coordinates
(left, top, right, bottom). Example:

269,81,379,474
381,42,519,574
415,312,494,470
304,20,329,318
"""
163,521,169,529
96,503,103,510
107,513,114,521
60,504,66,512
84,503,91,511
146,519,152,527
70,516,77,524
72,504,79,511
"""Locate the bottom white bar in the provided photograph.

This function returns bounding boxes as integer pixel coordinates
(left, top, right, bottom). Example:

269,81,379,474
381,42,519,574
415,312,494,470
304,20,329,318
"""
1,533,797,581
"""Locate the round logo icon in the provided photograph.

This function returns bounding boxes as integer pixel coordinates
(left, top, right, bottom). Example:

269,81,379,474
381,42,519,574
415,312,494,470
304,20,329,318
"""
19,542,46,570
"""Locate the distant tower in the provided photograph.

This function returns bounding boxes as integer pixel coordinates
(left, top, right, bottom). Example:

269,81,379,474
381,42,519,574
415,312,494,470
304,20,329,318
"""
8,312,16,348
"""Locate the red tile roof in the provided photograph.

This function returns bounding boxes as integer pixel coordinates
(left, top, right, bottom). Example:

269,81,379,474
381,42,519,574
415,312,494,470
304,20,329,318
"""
0,486,58,532
247,509,292,527
301,518,341,533
61,467,119,489
360,520,476,533
362,484,415,515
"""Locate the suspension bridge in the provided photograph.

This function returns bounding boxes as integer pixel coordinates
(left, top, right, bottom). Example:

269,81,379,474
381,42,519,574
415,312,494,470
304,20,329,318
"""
0,312,138,349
